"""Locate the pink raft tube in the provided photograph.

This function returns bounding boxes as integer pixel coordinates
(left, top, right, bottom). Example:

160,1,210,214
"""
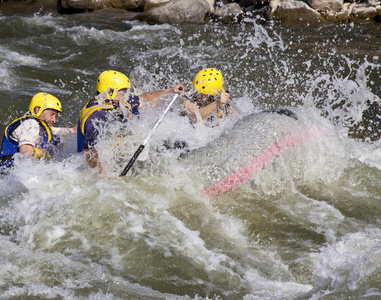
201,126,324,198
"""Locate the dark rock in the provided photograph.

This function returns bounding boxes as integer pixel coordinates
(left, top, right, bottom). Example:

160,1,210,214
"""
136,0,214,24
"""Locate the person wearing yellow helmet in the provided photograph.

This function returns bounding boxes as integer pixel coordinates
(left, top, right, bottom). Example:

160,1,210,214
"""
0,92,68,168
181,68,232,124
77,70,185,173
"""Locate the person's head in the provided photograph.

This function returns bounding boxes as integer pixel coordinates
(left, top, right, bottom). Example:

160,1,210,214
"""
29,92,62,126
192,68,224,105
96,70,131,101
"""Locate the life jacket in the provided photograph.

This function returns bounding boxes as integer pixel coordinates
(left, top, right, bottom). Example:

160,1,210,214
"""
0,115,55,167
76,99,139,152
215,103,231,119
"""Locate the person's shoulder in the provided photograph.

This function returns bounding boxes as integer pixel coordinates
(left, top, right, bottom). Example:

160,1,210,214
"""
85,97,99,108
20,116,40,127
14,117,41,135
88,108,108,119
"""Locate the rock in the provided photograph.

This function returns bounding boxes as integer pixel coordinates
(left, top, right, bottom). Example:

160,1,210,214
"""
67,8,138,28
143,0,171,11
60,0,138,11
211,3,244,23
136,0,215,24
269,0,328,26
320,10,339,23
0,0,58,15
3,0,381,25
352,5,378,20
334,2,353,22
307,0,343,12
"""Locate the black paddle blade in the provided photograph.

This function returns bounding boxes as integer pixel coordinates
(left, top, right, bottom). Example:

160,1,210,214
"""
120,144,145,176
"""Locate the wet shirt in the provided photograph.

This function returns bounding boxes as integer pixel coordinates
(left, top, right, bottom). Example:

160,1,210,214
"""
1,115,58,167
83,95,140,150
9,115,59,148
10,118,41,148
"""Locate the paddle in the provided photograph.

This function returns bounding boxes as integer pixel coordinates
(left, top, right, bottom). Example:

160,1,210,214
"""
120,93,180,176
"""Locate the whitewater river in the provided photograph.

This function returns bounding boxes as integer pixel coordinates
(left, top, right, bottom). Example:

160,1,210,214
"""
1,7,381,299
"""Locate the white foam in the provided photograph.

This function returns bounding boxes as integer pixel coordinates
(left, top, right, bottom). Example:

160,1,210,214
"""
310,228,381,297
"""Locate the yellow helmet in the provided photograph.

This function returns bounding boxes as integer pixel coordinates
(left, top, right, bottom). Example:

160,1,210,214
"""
192,68,224,96
96,70,131,98
29,92,62,118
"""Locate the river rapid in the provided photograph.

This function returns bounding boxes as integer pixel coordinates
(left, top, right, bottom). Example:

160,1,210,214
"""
1,7,381,299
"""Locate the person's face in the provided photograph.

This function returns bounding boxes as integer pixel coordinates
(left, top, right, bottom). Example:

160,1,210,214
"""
39,109,58,126
114,88,128,105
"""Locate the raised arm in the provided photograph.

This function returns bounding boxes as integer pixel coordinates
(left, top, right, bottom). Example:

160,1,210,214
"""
182,91,230,123
138,84,185,108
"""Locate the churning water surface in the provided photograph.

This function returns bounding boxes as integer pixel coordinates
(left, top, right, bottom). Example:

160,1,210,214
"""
1,8,381,299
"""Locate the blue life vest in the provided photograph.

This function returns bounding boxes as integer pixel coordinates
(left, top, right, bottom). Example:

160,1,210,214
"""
0,115,55,167
77,99,139,152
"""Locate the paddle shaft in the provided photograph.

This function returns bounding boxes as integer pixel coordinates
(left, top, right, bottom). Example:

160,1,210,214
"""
120,93,179,176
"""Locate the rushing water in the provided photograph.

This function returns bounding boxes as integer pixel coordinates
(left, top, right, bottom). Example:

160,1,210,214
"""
1,7,381,299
